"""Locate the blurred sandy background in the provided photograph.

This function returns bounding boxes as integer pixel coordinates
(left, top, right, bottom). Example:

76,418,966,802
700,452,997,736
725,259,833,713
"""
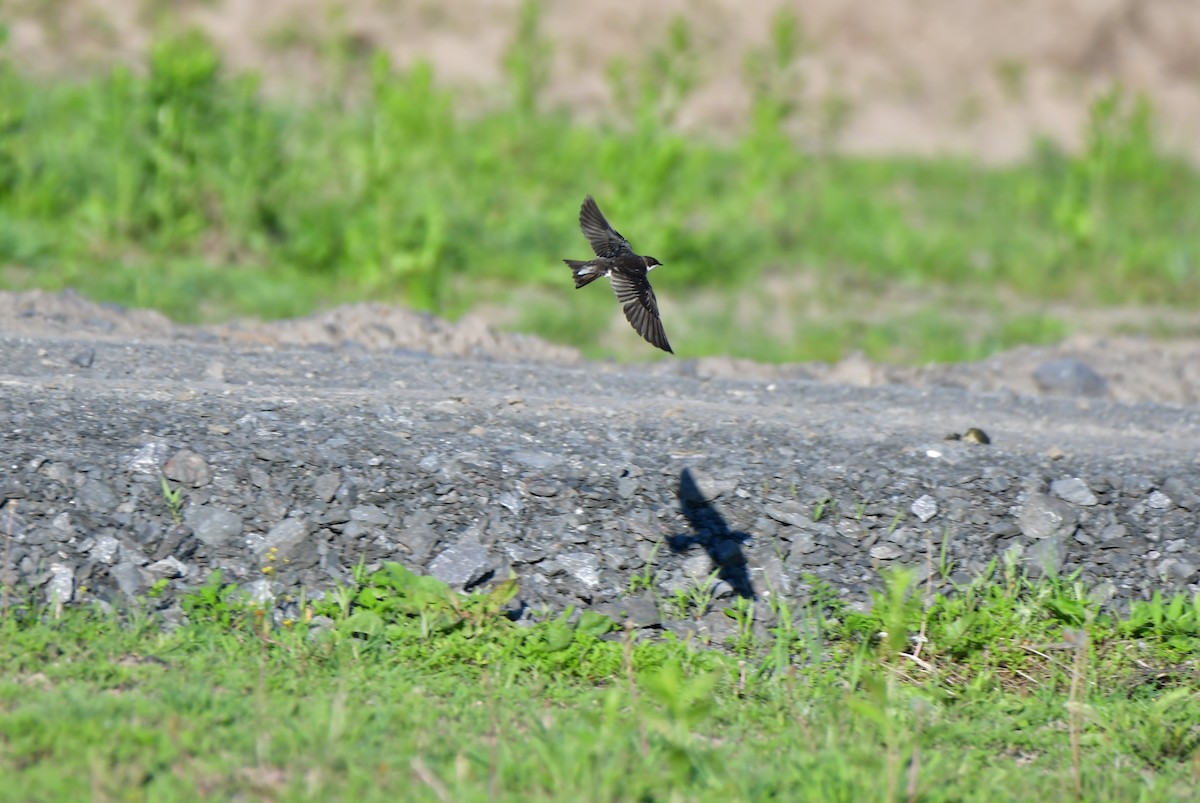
8,0,1200,161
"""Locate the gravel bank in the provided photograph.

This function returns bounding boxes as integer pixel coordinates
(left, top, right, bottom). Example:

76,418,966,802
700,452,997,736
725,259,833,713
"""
2,292,1199,636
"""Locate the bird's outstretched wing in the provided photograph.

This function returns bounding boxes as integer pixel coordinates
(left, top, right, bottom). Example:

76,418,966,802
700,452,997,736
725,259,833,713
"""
611,271,673,354
579,196,634,259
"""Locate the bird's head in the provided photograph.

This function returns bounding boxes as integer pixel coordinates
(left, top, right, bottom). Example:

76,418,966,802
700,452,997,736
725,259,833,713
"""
644,256,663,270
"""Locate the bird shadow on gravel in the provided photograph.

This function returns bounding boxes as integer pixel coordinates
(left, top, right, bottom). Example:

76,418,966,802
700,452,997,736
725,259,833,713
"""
668,469,756,599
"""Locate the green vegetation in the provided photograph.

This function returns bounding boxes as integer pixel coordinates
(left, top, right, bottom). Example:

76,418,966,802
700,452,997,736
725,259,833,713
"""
0,12,1198,362
1,562,1198,800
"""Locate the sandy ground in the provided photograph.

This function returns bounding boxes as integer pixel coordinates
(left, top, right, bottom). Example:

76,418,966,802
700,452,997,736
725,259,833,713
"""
7,0,1200,162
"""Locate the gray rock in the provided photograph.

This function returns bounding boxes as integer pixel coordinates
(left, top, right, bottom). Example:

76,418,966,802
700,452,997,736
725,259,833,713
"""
313,473,341,503
765,501,809,528
1099,523,1128,544
90,534,120,564
787,531,818,554
682,554,713,581
558,552,601,588
164,450,212,488
910,495,938,522
537,559,565,577
1051,477,1098,506
526,480,560,497
146,556,187,579
1121,475,1154,495
76,478,119,512
503,543,542,564
509,450,563,470
1147,491,1172,510
248,466,271,489
680,470,737,502
111,561,148,596
125,441,171,475
396,514,438,562
245,579,275,605
184,506,243,547
1017,493,1078,540
870,543,905,560
428,538,493,588
496,491,524,515
1025,536,1068,577
750,551,789,596
1161,477,1197,511
616,476,640,499
1159,558,1198,584
258,518,311,560
46,563,74,604
1033,359,1107,397
349,505,392,526
698,610,739,644
40,462,74,484
605,593,661,627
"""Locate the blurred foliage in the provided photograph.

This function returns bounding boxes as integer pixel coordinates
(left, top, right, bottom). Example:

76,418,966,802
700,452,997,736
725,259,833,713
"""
0,17,1196,362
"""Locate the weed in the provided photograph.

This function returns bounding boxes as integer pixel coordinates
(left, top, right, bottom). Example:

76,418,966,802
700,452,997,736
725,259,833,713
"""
812,496,834,522
1119,590,1200,651
627,539,662,594
503,0,550,116
159,476,183,525
723,595,757,655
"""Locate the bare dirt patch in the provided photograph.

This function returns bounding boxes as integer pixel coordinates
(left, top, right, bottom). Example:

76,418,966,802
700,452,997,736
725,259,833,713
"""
7,0,1200,162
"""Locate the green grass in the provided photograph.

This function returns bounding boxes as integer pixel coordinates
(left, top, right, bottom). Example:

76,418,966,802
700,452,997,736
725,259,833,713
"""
1,562,1198,801
0,17,1198,362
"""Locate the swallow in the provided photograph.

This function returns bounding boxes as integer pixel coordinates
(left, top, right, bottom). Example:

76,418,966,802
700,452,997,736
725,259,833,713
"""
563,196,673,354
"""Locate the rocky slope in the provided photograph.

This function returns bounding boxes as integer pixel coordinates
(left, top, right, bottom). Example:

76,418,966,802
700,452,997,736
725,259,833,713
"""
1,291,1198,637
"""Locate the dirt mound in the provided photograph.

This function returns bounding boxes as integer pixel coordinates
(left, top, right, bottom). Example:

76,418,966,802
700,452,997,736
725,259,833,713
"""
0,289,581,363
5,289,1198,407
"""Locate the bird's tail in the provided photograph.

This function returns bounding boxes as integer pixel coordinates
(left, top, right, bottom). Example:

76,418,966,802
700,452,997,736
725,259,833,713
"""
564,259,604,289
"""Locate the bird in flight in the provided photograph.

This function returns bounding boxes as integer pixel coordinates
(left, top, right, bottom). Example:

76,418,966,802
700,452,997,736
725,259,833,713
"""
563,196,673,354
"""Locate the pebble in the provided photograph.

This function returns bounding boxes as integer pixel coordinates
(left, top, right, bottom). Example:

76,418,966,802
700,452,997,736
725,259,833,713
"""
558,553,601,588
125,441,171,475
258,518,311,560
764,501,809,528
184,506,243,547
1147,491,1172,510
910,495,938,522
349,505,392,526
111,562,148,596
1024,536,1068,577
91,534,120,564
1017,493,1078,540
164,450,213,488
75,478,119,512
46,563,74,604
870,543,904,560
1051,477,1097,506
428,538,493,588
